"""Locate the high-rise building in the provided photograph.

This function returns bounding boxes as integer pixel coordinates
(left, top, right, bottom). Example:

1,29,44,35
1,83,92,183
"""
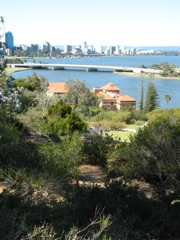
64,45,72,54
108,46,115,55
5,31,14,50
83,41,87,53
43,42,51,53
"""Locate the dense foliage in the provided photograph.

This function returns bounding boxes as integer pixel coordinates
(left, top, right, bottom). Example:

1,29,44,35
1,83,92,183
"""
144,80,159,112
0,70,180,239
151,62,180,77
108,109,180,187
42,102,88,136
64,79,100,117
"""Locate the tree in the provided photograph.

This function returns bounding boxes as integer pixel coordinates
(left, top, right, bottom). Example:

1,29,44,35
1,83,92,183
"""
0,105,43,168
0,71,22,113
12,73,49,112
65,79,87,109
81,133,115,167
164,94,171,105
64,79,99,116
138,79,144,111
44,102,87,136
13,72,48,92
150,64,161,70
108,109,180,187
139,64,146,68
160,62,178,77
144,80,158,112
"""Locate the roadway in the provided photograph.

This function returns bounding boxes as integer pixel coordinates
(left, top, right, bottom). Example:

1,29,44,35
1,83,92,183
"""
9,63,163,74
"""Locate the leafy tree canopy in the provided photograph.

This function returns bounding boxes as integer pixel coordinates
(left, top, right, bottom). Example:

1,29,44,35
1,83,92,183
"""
144,80,159,113
13,72,48,92
108,108,180,187
43,102,87,136
64,79,99,116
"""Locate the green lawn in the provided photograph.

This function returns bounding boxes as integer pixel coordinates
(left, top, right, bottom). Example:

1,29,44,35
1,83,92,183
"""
124,124,142,130
103,130,135,142
103,123,144,142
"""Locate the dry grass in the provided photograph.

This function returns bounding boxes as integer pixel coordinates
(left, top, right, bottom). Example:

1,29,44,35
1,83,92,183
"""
5,67,29,75
115,71,180,80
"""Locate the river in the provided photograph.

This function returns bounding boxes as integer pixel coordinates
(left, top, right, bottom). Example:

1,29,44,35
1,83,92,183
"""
11,55,180,109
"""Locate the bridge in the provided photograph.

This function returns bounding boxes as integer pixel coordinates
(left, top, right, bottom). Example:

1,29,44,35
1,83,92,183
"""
10,63,162,74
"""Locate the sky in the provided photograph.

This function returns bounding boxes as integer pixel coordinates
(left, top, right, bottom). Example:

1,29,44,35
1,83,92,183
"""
1,0,180,47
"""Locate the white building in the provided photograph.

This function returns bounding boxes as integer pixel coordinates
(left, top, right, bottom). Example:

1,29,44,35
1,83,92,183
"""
114,45,121,55
64,45,72,54
130,48,136,55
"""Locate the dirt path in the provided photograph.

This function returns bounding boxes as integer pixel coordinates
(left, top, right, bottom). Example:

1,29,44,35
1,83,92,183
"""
79,165,153,198
0,182,6,193
0,165,153,199
79,164,105,184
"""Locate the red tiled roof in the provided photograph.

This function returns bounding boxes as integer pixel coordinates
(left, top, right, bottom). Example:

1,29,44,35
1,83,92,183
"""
97,91,116,100
47,82,68,94
101,82,120,91
117,95,136,102
97,91,135,102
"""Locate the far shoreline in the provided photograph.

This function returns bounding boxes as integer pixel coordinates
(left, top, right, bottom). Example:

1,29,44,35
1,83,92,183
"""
5,67,180,81
5,67,30,75
115,71,180,80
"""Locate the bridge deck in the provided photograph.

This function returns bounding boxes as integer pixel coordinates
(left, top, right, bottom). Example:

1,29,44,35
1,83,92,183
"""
10,63,162,74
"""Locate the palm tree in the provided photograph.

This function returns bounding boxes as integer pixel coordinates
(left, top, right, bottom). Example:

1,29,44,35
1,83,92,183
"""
164,95,171,105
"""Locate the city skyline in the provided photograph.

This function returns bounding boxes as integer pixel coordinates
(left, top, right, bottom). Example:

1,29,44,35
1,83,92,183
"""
1,0,180,47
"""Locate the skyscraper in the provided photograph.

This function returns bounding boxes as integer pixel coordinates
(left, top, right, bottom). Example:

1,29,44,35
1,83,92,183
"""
83,41,87,53
5,31,14,50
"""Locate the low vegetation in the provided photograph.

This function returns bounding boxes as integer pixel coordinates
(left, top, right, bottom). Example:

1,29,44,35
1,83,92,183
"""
0,64,180,239
117,62,180,80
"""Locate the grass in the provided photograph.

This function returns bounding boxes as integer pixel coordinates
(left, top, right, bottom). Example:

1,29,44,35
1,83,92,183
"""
124,124,143,130
102,122,145,141
115,71,180,80
5,67,29,75
103,130,135,142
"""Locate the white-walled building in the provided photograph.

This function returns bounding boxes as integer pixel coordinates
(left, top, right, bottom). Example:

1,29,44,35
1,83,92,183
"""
64,45,72,54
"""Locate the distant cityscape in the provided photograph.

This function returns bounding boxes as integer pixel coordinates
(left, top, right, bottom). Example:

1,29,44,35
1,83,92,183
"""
1,31,180,57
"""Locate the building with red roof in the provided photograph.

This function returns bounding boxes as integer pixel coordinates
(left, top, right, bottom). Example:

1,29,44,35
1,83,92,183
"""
92,82,136,110
47,82,136,110
47,82,68,95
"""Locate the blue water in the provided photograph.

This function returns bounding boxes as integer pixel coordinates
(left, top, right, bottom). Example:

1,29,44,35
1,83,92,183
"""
12,56,180,109
24,55,180,67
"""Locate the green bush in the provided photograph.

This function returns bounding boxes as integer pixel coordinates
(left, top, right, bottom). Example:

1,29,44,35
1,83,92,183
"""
42,102,87,136
108,109,180,187
91,110,134,125
81,133,116,167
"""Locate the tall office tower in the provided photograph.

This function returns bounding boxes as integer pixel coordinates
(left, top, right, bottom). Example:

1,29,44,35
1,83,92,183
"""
109,46,115,55
43,41,51,53
114,45,120,55
83,41,87,53
5,31,14,50
64,44,72,54
31,44,39,52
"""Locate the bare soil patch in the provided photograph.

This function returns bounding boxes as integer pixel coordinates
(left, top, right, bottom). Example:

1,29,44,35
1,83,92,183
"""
79,165,153,198
0,165,153,199
0,182,6,193
79,164,105,184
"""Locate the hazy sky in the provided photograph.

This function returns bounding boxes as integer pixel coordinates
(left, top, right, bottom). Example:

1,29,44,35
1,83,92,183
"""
1,0,180,47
